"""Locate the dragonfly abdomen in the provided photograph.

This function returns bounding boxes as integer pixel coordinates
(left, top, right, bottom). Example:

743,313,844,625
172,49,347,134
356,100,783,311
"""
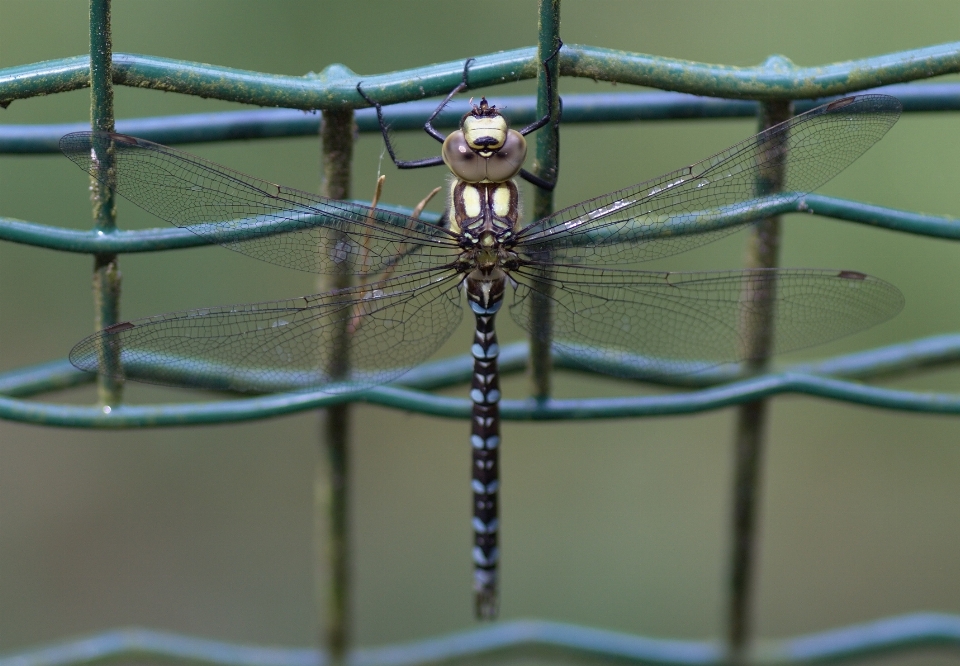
466,276,504,620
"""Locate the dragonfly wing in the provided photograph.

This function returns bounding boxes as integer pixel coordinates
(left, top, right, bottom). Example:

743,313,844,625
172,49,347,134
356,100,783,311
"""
60,132,460,276
515,94,901,265
508,264,903,378
70,271,465,393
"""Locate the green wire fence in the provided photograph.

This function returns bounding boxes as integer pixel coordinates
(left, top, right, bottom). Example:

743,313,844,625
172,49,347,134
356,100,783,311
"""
2,0,960,663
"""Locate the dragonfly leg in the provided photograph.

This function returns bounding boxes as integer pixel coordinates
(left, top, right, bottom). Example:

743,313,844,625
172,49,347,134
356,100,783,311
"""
355,81,445,170
517,40,563,191
517,38,563,137
518,166,558,192
422,57,474,143
355,57,475,170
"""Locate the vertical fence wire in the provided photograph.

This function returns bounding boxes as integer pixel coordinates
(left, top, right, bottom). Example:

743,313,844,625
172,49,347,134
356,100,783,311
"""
528,0,561,400
316,108,356,663
726,99,793,664
88,0,122,408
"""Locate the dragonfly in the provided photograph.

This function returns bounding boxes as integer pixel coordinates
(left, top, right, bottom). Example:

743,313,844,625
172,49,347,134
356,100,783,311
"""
62,51,903,619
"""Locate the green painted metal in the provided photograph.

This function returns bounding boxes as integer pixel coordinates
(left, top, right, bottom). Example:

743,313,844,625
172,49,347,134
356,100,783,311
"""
11,332,960,401
5,332,960,427
0,204,441,253
5,83,960,154
316,106,356,662
563,42,960,100
1,613,959,666
2,194,957,256
87,0,123,406
528,0,561,399
0,360,89,397
727,98,793,664
4,42,960,109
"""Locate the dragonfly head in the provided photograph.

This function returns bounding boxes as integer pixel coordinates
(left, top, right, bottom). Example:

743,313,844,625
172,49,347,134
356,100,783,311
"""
442,98,527,183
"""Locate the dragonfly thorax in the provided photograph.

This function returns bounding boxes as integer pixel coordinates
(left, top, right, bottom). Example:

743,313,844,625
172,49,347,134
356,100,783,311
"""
454,227,520,275
448,179,520,238
475,231,504,270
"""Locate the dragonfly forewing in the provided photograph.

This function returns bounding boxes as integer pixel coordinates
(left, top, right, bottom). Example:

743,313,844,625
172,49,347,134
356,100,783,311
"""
60,132,461,277
515,94,901,266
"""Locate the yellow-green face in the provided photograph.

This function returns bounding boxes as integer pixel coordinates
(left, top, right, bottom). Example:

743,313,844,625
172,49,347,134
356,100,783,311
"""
461,114,508,154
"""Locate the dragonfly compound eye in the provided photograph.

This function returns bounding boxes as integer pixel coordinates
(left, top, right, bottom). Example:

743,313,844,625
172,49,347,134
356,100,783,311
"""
443,131,488,183
443,130,526,183
484,130,526,182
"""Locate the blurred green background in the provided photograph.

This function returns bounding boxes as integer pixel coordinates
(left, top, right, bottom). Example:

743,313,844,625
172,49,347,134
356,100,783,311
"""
2,0,960,662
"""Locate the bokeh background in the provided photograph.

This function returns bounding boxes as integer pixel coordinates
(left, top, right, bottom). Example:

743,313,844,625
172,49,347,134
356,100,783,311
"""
2,1,960,663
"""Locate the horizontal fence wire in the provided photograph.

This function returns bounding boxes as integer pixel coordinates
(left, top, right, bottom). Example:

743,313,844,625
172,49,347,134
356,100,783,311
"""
4,332,960,427
5,82,960,154
3,43,960,107
3,191,960,254
3,41,960,664
2,613,960,666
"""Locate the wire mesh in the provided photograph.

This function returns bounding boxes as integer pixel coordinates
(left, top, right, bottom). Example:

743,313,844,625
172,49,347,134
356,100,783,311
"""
2,7,960,664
